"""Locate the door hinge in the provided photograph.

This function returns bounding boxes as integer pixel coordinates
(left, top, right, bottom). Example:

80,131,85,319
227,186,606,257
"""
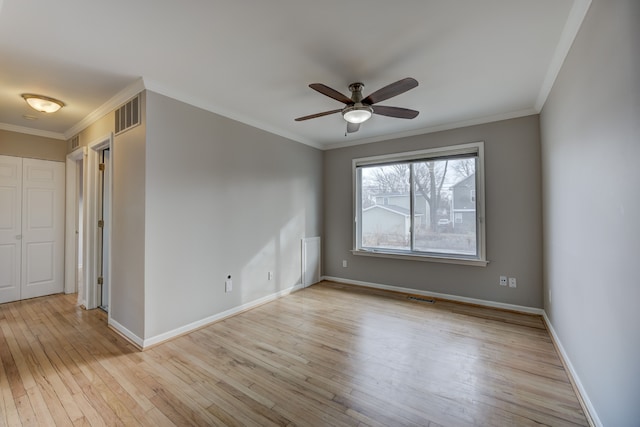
99,163,105,171
98,219,104,228
97,276,103,285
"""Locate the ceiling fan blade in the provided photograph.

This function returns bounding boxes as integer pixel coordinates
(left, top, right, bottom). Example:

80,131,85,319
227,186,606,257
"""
294,109,342,121
347,122,360,133
372,105,419,119
309,83,353,104
362,78,418,105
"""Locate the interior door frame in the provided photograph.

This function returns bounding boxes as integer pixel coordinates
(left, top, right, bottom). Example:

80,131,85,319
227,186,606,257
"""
64,147,86,296
84,134,113,310
0,155,23,304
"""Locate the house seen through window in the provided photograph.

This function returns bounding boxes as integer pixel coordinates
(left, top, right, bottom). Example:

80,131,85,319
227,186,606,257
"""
353,142,486,264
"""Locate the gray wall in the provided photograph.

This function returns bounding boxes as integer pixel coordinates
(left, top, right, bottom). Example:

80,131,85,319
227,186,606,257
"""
540,0,640,425
110,97,146,340
324,115,542,308
72,97,147,340
73,110,116,152
144,91,323,339
0,129,66,161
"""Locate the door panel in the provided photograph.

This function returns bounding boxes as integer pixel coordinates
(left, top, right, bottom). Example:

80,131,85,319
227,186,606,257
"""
0,156,22,304
25,242,54,283
21,159,64,300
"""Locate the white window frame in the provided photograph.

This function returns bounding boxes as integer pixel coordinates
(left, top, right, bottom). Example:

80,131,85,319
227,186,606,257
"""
352,141,487,267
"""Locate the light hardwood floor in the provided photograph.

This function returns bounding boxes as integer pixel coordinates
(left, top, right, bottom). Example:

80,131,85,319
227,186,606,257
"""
0,281,588,426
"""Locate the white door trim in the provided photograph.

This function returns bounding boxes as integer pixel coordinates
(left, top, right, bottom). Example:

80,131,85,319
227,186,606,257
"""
64,147,86,295
85,134,113,310
0,155,23,304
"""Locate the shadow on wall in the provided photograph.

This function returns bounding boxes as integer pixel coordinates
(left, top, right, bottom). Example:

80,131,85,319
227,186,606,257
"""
240,209,306,303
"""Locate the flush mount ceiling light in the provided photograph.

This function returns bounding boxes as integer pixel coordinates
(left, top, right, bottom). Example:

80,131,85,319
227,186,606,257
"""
21,93,65,113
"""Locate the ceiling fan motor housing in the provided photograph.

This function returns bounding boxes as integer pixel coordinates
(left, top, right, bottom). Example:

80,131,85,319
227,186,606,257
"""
341,83,373,124
348,83,365,103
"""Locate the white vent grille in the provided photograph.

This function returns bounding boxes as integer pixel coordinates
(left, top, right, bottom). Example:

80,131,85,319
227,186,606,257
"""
115,95,140,135
70,135,80,149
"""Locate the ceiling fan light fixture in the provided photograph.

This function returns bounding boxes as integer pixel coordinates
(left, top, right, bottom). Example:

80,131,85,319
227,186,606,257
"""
342,105,373,124
21,94,65,113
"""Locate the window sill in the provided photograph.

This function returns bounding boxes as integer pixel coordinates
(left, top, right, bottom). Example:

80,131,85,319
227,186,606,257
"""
351,249,489,267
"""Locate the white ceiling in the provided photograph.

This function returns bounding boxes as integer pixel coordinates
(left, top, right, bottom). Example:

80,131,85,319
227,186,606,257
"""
0,0,590,149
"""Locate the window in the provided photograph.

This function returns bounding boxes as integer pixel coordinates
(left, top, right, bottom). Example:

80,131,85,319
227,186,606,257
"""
353,142,486,266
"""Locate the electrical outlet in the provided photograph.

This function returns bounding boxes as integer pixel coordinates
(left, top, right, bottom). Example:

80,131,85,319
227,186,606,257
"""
342,260,348,268
268,271,273,280
499,276,507,286
508,277,517,288
225,275,232,293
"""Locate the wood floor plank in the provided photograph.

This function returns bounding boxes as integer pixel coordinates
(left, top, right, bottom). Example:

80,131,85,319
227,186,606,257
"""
13,394,36,426
25,385,57,427
70,392,106,427
0,360,21,427
0,329,22,427
0,315,35,394
0,281,589,426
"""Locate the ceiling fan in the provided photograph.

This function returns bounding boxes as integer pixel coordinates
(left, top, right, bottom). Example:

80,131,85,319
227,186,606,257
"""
295,77,419,133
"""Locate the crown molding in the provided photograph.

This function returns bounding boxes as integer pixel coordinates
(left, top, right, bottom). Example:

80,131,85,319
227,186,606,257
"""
63,78,146,140
323,108,538,150
0,122,65,140
535,0,592,111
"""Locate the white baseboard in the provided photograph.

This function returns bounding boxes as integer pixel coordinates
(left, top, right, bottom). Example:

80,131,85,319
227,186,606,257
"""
321,276,544,315
108,317,144,349
542,312,601,427
141,283,305,349
320,276,598,426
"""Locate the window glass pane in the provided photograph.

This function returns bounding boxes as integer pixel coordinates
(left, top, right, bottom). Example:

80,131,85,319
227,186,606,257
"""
412,157,477,256
360,163,410,251
354,142,484,263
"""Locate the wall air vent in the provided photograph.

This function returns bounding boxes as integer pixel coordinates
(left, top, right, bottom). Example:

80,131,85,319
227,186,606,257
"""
115,94,140,135
70,135,80,149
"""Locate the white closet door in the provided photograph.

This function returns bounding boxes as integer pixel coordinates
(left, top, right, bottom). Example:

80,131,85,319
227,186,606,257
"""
20,158,65,300
0,156,22,304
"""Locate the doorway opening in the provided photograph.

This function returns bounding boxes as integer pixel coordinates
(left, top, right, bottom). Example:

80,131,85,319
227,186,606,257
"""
66,134,113,311
65,147,86,304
